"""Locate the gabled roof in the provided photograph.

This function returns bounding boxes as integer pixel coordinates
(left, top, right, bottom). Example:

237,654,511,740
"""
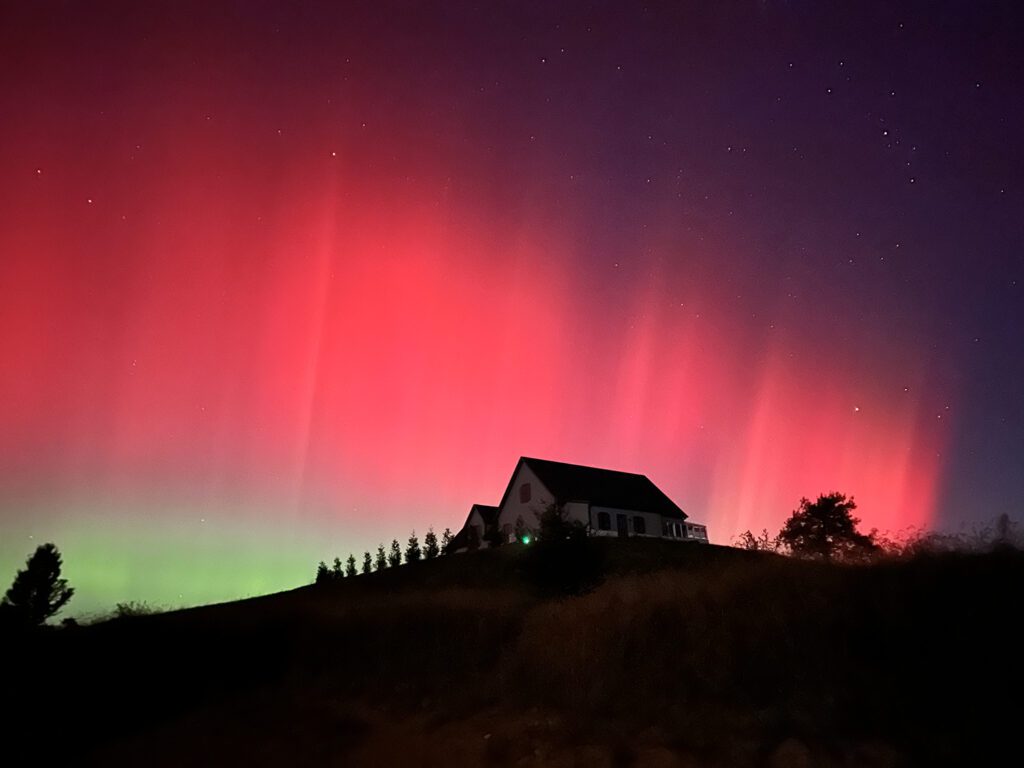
447,504,501,552
470,504,500,526
498,456,687,520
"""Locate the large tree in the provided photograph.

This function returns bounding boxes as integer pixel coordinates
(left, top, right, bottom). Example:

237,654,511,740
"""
1,543,75,627
778,492,877,562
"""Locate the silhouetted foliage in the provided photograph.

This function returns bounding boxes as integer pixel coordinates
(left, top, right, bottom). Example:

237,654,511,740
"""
345,554,358,578
734,528,782,553
514,515,528,543
315,561,330,584
423,528,439,559
114,601,158,618
778,492,877,562
388,539,402,568
375,544,387,571
483,522,504,548
405,531,422,563
331,557,343,580
361,552,372,575
1,542,74,627
441,527,453,553
522,503,605,595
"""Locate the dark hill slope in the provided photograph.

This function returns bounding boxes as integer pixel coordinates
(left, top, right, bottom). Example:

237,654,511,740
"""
4,541,1022,766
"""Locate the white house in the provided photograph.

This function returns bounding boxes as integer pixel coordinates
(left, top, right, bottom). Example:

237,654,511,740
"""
449,456,708,551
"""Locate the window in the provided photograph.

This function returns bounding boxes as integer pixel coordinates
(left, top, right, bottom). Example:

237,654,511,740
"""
663,520,672,537
676,523,684,538
519,482,531,503
633,516,646,535
597,511,611,531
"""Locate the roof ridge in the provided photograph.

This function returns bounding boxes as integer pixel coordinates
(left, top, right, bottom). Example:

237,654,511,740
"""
520,455,650,479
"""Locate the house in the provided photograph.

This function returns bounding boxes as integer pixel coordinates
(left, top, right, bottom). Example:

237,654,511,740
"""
449,456,708,552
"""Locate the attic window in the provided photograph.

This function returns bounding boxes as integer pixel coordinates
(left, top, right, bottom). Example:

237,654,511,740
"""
519,482,531,503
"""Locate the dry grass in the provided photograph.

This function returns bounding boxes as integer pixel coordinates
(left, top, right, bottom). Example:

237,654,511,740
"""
4,542,1022,766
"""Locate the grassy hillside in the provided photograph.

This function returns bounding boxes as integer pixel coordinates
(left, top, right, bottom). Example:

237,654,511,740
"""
5,540,1022,766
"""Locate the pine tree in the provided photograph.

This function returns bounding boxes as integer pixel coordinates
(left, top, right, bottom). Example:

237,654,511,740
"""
388,539,402,568
441,527,454,554
375,544,387,571
332,557,343,581
362,552,373,575
345,554,358,578
406,531,422,563
315,561,331,584
1,543,75,626
423,527,439,559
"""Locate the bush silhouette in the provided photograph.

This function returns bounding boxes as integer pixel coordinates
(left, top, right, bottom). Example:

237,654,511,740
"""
423,528,439,559
734,528,782,552
522,503,605,595
779,492,877,562
1,543,74,627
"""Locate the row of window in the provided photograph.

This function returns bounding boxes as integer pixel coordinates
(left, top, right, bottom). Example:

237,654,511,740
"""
595,511,646,534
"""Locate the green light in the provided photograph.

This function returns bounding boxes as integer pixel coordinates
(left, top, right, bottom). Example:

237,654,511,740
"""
522,535,531,544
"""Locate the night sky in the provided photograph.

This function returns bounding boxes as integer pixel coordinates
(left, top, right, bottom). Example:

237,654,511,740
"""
2,1,1022,614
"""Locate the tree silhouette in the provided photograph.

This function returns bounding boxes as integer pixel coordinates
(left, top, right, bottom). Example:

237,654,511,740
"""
315,561,330,584
332,557,344,581
441,528,453,554
778,492,877,562
375,544,388,571
1,543,74,627
388,539,402,568
345,554,358,578
405,531,422,563
362,552,373,575
423,528,439,559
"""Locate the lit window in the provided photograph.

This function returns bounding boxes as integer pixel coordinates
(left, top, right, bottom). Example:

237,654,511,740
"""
598,511,611,530
633,516,646,535
519,482,531,503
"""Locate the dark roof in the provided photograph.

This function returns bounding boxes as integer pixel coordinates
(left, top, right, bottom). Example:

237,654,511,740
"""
500,456,687,520
470,504,500,525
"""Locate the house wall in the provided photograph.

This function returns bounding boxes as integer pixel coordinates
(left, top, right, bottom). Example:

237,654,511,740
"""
590,505,668,539
466,508,487,549
496,463,554,537
563,501,590,527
